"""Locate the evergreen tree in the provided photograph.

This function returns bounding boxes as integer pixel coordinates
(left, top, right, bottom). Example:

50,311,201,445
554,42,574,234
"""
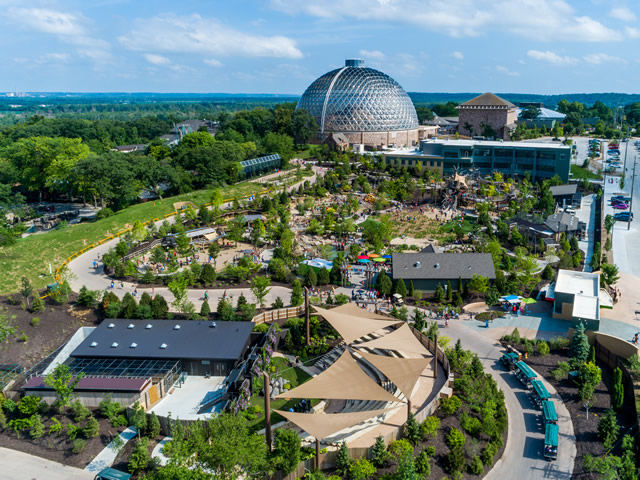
458,276,463,294
612,367,624,410
120,293,137,319
201,263,217,285
589,345,596,364
462,280,470,298
396,451,419,480
371,435,388,467
446,280,453,301
405,413,421,445
434,284,446,303
569,322,590,364
151,295,169,318
408,280,415,298
290,280,304,306
394,279,407,297
317,268,330,286
598,409,619,449
375,270,393,296
335,441,351,476
200,299,211,317
304,268,317,287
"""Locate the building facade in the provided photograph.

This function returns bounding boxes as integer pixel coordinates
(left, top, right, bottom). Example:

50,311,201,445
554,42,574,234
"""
551,270,600,331
457,93,518,140
380,139,571,182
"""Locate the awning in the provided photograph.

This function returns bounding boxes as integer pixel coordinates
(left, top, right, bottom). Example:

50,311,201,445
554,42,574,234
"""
331,303,391,320
313,306,401,344
276,349,399,403
357,351,431,401
354,323,430,356
275,408,393,441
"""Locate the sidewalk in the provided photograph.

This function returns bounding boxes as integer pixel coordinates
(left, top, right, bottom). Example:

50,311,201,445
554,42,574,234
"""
0,447,93,480
84,426,137,473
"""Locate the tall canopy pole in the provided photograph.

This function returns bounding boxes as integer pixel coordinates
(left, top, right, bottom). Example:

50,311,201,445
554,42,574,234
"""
264,372,272,451
304,287,310,345
433,334,438,380
315,438,320,470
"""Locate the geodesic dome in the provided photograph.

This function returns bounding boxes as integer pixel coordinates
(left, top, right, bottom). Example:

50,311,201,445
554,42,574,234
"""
296,59,418,138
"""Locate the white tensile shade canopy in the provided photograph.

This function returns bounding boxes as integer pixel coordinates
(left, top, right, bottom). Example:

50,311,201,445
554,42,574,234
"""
275,349,399,403
275,408,393,441
312,306,401,344
353,323,430,356
331,302,392,320
357,351,431,401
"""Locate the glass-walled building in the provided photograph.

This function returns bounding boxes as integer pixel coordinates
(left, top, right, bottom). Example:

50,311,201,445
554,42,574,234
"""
380,139,571,182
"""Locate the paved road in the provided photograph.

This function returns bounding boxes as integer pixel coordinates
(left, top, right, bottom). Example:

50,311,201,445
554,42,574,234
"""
415,314,576,480
0,447,93,480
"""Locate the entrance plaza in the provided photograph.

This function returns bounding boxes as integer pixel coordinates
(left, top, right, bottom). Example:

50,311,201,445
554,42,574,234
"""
150,375,226,420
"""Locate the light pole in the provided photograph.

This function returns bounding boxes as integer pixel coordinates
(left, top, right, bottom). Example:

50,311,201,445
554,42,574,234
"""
628,154,637,231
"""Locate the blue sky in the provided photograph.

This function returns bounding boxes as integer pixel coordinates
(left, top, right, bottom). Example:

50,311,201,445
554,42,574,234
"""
1,0,639,94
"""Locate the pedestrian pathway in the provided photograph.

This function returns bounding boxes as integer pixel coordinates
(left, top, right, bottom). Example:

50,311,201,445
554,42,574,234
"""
84,426,137,473
0,447,93,480
152,437,172,466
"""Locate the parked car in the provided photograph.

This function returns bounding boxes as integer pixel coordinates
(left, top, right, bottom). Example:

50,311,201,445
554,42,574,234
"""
611,199,627,205
613,203,629,210
615,212,633,221
612,195,631,202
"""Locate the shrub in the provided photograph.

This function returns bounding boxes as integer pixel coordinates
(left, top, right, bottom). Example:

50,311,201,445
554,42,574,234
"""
96,208,114,219
111,415,128,428
18,333,28,343
510,328,521,344
30,414,45,439
0,410,6,429
548,336,570,351
84,416,99,438
421,415,440,438
148,412,161,438
461,412,482,437
31,295,45,313
335,441,351,476
481,442,497,466
551,361,571,381
598,409,619,449
2,399,17,414
18,396,41,416
30,317,40,327
349,458,376,480
71,400,91,422
537,341,550,356
446,427,466,450
469,455,484,475
425,445,436,457
440,395,462,415
129,438,151,474
72,438,87,454
404,413,421,444
388,439,413,460
99,395,122,420
66,424,82,441
49,417,63,435
415,450,431,476
612,367,624,411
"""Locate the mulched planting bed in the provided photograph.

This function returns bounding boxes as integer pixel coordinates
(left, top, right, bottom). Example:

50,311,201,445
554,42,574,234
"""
0,408,125,468
503,343,637,480
0,294,101,372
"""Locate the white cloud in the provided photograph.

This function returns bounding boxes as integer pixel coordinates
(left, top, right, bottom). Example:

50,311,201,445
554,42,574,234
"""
144,53,171,65
583,53,626,64
270,0,622,42
496,65,519,76
527,49,578,65
625,26,640,38
204,58,223,67
451,51,464,60
359,49,385,60
6,8,85,35
119,14,303,59
610,7,636,22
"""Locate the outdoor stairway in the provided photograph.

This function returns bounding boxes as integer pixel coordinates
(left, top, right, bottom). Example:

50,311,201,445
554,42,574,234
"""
314,342,345,371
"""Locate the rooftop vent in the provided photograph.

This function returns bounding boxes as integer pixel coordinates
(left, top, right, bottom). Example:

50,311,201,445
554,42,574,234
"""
210,322,217,328
160,343,167,349
145,324,152,329
130,343,138,348
127,324,134,329
108,323,115,328
111,342,118,348
173,325,181,330
414,261,421,268
90,342,98,347
434,263,439,269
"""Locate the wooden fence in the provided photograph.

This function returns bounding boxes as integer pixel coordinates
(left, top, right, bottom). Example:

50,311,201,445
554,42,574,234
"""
252,306,305,325
594,338,639,435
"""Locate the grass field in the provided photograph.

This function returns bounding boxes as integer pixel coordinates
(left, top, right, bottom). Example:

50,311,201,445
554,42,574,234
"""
571,164,602,180
0,182,260,294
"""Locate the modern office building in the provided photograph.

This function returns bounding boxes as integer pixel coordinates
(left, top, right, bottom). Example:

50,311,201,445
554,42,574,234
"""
296,59,420,148
379,139,571,182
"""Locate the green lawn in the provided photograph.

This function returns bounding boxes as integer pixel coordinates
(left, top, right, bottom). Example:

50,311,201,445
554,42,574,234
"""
570,164,602,180
439,218,475,234
0,182,260,294
245,356,319,432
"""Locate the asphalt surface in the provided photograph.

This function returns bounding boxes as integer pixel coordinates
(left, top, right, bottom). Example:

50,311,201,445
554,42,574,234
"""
0,447,93,480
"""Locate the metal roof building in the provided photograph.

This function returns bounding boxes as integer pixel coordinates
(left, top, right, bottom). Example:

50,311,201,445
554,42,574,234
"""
240,154,282,177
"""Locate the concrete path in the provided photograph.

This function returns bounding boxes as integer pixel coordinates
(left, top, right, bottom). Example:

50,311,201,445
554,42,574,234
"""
0,447,94,480
435,317,575,480
84,426,137,473
152,437,172,466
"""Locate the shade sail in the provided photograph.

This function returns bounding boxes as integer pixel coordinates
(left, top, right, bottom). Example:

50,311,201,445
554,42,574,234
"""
354,323,430,356
358,351,431,401
276,408,393,441
331,302,391,320
313,306,401,344
275,349,399,402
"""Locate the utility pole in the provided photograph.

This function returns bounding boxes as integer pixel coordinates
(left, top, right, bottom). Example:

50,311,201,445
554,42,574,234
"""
623,128,630,174
304,287,310,345
264,372,272,451
628,154,637,231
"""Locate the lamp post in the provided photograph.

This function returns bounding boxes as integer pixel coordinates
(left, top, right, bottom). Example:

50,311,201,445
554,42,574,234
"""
628,154,637,231
341,260,349,288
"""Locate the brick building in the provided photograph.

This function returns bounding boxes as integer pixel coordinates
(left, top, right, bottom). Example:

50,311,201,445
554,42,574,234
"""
457,92,518,140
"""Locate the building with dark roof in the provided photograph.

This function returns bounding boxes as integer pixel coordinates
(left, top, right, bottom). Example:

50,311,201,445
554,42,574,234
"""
71,319,254,377
457,93,518,140
391,252,496,292
549,184,580,208
544,211,583,240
